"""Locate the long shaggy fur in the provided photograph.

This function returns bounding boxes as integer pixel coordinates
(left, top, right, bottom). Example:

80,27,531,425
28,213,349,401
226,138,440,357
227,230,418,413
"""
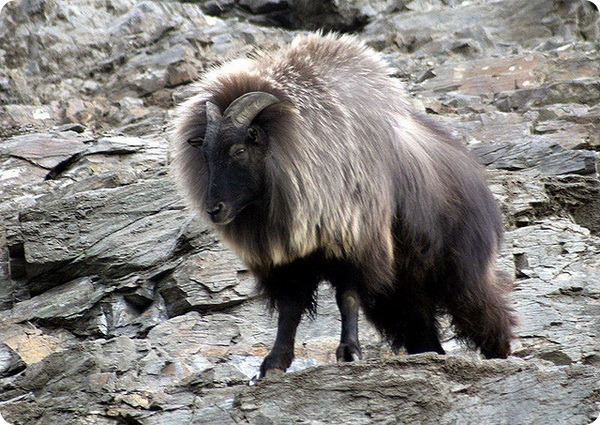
172,33,516,357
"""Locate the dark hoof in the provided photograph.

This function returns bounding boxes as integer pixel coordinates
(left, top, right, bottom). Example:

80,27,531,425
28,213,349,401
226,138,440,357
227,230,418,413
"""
259,351,293,378
336,342,362,363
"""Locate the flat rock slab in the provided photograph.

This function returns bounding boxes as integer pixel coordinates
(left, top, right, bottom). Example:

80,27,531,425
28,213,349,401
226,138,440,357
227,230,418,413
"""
473,137,598,176
234,355,600,425
0,133,88,170
6,178,185,279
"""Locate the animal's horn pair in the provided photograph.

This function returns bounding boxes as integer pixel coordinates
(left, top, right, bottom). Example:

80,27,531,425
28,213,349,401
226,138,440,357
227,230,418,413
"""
206,92,280,128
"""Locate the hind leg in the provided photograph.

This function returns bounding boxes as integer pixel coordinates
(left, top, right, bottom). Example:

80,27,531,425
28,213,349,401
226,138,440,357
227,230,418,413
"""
402,301,445,355
360,281,445,355
445,271,516,359
397,286,445,355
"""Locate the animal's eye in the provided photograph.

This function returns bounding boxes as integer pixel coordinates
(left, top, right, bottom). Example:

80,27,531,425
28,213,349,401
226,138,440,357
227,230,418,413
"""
246,127,259,144
230,145,248,159
187,136,204,147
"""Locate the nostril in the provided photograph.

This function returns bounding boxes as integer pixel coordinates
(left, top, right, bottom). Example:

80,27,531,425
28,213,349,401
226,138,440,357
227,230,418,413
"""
206,202,224,216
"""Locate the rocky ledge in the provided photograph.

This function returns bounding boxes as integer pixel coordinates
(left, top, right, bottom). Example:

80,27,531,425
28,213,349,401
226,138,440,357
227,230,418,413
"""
1,0,599,424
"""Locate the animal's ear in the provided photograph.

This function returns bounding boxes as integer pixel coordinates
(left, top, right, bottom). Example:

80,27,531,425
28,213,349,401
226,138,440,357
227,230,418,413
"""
246,125,269,147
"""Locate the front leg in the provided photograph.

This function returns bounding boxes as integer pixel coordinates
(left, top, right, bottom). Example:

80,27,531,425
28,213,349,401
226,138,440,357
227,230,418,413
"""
335,284,362,362
259,297,304,378
258,259,321,378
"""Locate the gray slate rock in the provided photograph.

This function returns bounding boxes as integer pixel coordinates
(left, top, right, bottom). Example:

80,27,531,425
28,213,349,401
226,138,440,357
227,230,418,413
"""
233,355,600,425
0,342,26,378
473,137,598,176
159,246,256,316
6,178,186,280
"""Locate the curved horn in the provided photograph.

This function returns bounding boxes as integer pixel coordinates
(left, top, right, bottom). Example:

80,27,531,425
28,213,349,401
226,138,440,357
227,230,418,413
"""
187,101,223,148
205,101,223,124
223,92,280,128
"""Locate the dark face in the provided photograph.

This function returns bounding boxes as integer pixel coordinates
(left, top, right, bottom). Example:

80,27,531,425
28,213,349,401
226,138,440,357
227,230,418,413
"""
186,92,280,225
200,121,268,225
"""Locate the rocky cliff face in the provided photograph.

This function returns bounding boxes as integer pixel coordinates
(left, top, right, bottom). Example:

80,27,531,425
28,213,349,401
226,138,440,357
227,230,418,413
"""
0,0,599,424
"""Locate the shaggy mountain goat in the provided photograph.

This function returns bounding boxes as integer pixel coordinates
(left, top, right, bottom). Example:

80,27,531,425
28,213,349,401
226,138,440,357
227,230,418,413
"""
172,33,516,377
